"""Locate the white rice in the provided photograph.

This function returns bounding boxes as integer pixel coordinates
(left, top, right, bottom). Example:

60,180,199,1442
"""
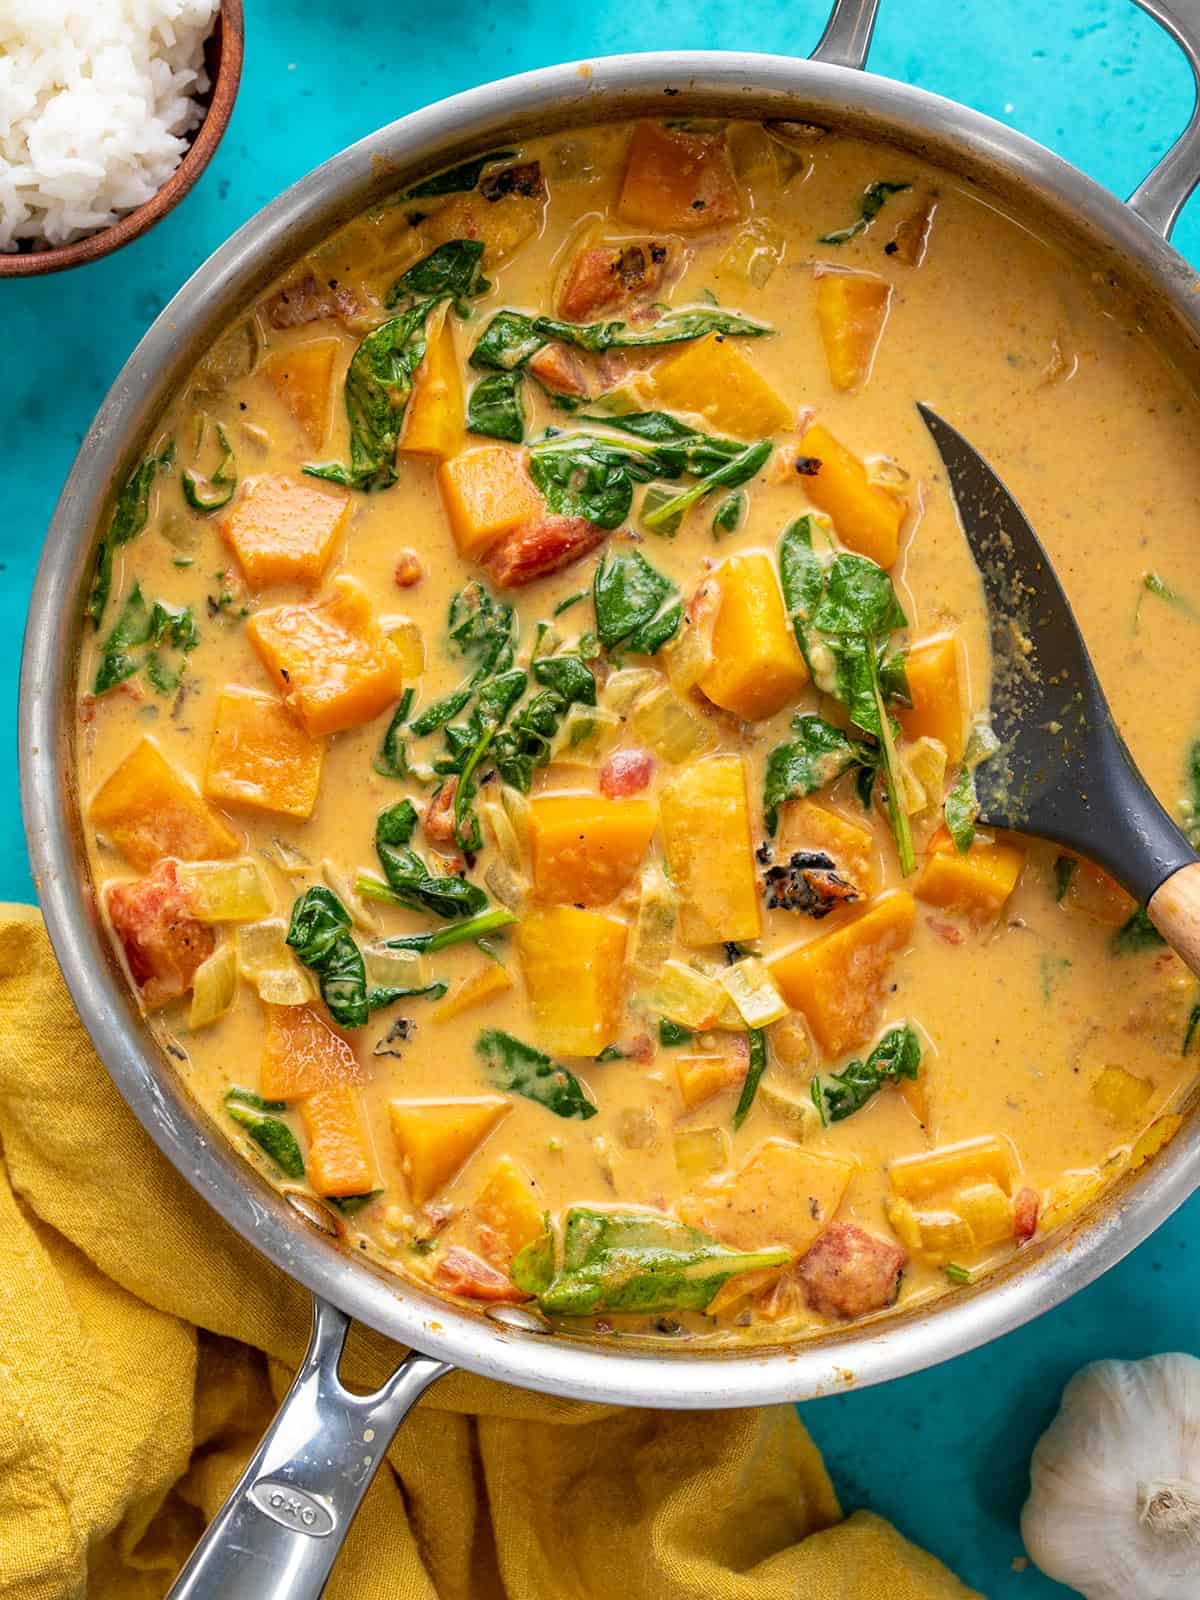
0,0,220,251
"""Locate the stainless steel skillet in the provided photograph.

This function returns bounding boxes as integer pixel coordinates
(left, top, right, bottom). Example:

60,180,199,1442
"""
19,1,1200,1593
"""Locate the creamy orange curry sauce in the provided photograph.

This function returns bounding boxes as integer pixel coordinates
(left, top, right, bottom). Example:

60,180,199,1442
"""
76,118,1198,1342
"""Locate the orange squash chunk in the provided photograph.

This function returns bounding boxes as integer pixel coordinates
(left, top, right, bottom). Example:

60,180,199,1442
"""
388,1097,510,1205
675,1050,747,1112
516,906,627,1057
529,794,658,906
777,799,878,897
204,686,324,820
659,756,762,945
683,1141,855,1255
260,1002,363,1100
653,334,791,439
438,446,542,559
799,422,906,569
617,121,741,233
401,307,464,460
300,1085,374,1197
815,270,892,391
915,829,1024,920
246,576,404,737
898,634,966,763
699,552,808,720
260,339,337,446
468,1154,545,1264
221,474,349,589
770,891,916,1058
90,738,239,871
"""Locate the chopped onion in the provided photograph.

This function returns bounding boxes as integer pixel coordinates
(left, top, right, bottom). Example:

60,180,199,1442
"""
189,940,238,1030
628,685,718,764
363,944,425,990
484,860,529,911
549,703,620,761
674,1126,731,1184
601,666,662,715
178,859,273,923
322,859,380,934
480,796,523,870
237,919,313,1006
628,865,677,983
717,957,789,1028
641,960,731,1030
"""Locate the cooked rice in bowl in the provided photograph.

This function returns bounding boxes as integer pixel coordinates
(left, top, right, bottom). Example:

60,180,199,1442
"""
0,0,219,252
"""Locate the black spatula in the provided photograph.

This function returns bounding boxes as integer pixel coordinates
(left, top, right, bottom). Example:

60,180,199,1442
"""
917,403,1200,969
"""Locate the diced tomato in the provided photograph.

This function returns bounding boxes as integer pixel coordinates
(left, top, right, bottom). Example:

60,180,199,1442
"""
431,1245,529,1302
627,1032,654,1063
926,916,965,946
527,341,592,398
393,549,423,588
557,240,677,321
483,515,607,589
424,777,459,846
794,1222,906,1320
106,858,215,1009
599,748,655,798
1013,1186,1040,1243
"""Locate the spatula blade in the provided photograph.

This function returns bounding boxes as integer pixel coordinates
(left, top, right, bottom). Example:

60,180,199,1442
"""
916,402,1191,901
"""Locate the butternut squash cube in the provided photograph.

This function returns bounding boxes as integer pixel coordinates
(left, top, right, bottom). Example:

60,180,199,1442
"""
246,576,404,737
777,798,878,896
659,756,762,946
420,193,543,266
1039,1168,1105,1233
888,1135,1014,1202
388,1096,510,1205
469,1154,545,1262
617,121,742,233
260,339,337,446
430,961,514,1024
653,333,791,439
769,891,915,1058
675,1050,746,1111
516,905,627,1057
437,446,542,559
260,1002,363,1100
204,686,324,820
90,737,239,871
1130,1114,1183,1172
953,1181,1016,1247
529,794,657,907
815,270,892,391
221,474,349,590
915,831,1024,920
699,552,809,720
1090,1064,1154,1124
682,1140,855,1255
400,306,463,461
299,1085,374,1197
798,422,906,568
897,633,966,763
885,1198,974,1261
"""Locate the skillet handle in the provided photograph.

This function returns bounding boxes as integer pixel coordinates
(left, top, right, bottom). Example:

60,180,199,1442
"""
809,0,880,70
165,1297,450,1600
1127,0,1200,237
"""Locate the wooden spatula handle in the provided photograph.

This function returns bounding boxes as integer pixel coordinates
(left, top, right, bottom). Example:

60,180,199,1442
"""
1149,863,1200,977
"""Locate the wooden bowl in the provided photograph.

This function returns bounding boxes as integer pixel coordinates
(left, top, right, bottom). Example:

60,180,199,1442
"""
0,0,243,278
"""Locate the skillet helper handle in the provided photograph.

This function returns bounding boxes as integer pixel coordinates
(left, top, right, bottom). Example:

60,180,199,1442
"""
165,1297,450,1600
1149,863,1200,977
1127,0,1200,237
809,0,880,69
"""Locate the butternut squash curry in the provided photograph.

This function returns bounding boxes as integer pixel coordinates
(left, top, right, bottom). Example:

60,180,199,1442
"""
76,119,1199,1342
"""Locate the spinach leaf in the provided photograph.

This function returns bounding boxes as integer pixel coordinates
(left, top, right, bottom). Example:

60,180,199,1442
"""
1053,855,1076,902
592,548,682,656
577,411,745,478
467,371,525,442
943,727,999,853
373,689,416,777
1184,1003,1200,1056
819,180,911,245
94,584,199,696
305,298,441,491
732,1029,769,1130
713,489,745,538
374,801,489,919
762,714,866,833
225,1094,305,1179
181,420,237,512
328,1190,385,1215
475,1029,597,1119
387,240,488,309
493,653,597,791
286,886,369,1028
382,906,516,953
410,688,473,738
88,440,174,628
1182,737,1200,849
1140,570,1200,625
658,1018,694,1047
811,1024,921,1124
447,580,517,680
553,589,589,617
470,309,548,372
402,149,518,200
640,440,772,536
1110,908,1166,954
225,1087,287,1112
535,306,772,354
527,434,657,528
511,1207,790,1315
450,668,529,852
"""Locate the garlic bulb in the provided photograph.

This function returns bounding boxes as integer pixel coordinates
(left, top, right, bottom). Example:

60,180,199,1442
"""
1022,1355,1200,1599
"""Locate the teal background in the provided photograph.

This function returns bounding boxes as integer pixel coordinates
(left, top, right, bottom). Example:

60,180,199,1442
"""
6,2,1199,1593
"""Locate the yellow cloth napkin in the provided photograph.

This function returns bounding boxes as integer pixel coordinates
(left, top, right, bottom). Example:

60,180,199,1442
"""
0,907,981,1600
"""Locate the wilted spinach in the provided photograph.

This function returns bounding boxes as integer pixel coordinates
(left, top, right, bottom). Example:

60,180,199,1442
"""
819,180,911,245
88,440,174,628
762,714,867,834
387,240,488,311
493,652,597,791
577,411,746,477
712,489,745,538
592,548,682,656
943,726,1000,853
225,1090,304,1179
93,583,199,696
371,800,488,918
475,1029,597,1119
640,439,771,536
181,419,237,512
383,906,516,954
286,887,370,1028
732,1029,769,1130
467,371,526,442
511,1208,790,1315
401,149,518,200
1110,908,1167,954
527,434,659,527
470,306,772,373
811,1025,921,1124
